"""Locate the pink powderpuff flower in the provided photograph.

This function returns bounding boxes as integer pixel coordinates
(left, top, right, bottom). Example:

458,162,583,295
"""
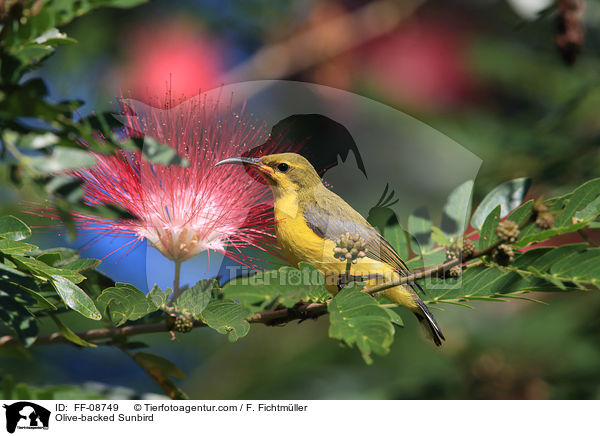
65,95,283,265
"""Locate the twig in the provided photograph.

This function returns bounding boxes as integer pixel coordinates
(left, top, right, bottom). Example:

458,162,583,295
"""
364,242,500,296
0,227,520,348
0,302,329,347
0,251,490,348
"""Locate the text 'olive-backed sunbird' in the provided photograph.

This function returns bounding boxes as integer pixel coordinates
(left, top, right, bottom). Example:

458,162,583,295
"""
216,153,445,346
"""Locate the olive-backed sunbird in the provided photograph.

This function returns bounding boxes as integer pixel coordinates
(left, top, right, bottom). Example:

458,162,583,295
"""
216,152,445,346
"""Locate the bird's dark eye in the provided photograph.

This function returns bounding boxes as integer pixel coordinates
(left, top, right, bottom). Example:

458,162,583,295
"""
277,162,290,173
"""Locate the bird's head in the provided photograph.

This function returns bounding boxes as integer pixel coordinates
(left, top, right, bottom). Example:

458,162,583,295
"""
215,152,322,195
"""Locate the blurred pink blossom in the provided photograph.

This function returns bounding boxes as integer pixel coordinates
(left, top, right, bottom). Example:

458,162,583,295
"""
117,19,224,105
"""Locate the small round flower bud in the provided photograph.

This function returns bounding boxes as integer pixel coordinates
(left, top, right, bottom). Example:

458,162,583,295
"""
448,265,462,278
492,244,514,266
496,220,519,243
174,315,194,333
462,239,475,258
333,233,368,263
446,241,460,260
536,212,555,229
533,199,548,215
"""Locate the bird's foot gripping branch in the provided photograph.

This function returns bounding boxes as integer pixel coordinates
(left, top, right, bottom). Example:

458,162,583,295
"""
1,177,599,397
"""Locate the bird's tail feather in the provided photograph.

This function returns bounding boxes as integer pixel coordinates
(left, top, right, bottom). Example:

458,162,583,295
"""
414,299,445,346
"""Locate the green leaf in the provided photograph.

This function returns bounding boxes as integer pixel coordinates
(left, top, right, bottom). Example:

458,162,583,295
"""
44,177,85,204
13,44,55,68
78,269,116,300
201,299,251,342
174,280,215,318
222,263,329,311
300,264,332,303
515,220,589,247
104,0,149,9
11,255,85,283
0,239,37,255
29,147,97,173
0,290,38,347
384,224,409,259
277,263,330,307
507,199,533,226
16,132,59,150
555,178,600,227
550,247,600,284
382,306,404,327
51,275,102,320
35,251,65,267
140,137,189,167
35,247,78,266
441,180,474,237
478,205,501,250
33,0,149,30
426,265,521,302
0,264,55,309
34,28,77,46
132,351,188,400
222,273,281,311
133,352,185,379
408,206,433,252
49,314,97,348
147,285,171,308
61,258,100,272
0,216,31,241
96,283,158,326
430,226,451,247
471,178,532,229
328,283,395,364
422,251,447,267
426,243,600,304
574,195,600,221
515,245,582,270
3,282,56,311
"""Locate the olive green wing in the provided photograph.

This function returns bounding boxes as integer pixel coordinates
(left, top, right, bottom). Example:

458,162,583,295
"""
302,194,416,284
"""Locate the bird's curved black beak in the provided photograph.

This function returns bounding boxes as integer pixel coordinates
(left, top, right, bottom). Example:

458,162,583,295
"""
214,157,274,175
